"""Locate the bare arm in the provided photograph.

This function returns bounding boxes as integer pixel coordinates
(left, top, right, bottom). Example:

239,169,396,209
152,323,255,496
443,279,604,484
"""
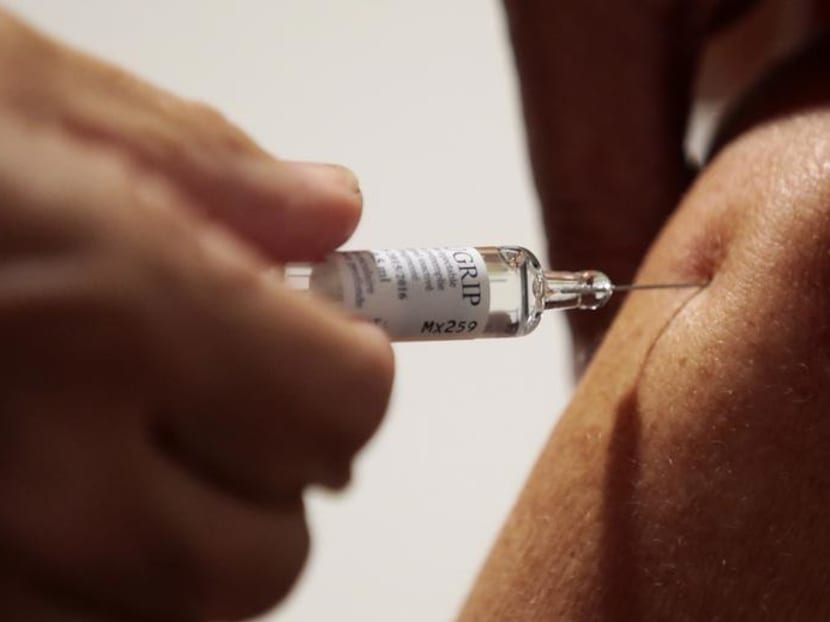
463,37,830,621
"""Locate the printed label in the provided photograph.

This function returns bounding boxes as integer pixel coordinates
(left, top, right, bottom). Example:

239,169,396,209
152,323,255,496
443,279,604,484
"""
333,248,490,340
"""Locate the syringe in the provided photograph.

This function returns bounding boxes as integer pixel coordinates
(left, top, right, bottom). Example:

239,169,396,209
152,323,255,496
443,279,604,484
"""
286,246,704,341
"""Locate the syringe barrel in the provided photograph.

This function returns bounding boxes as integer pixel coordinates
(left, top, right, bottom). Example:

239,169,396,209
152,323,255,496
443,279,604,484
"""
286,246,610,341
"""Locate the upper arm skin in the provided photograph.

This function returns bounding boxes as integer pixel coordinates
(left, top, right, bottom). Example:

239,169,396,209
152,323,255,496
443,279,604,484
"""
461,95,830,621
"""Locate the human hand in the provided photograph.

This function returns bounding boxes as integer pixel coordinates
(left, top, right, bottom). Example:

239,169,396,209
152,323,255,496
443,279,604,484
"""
503,0,827,370
0,8,393,621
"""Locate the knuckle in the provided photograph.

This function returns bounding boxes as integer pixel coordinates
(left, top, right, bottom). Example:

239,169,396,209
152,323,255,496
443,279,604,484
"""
186,100,253,152
188,100,226,123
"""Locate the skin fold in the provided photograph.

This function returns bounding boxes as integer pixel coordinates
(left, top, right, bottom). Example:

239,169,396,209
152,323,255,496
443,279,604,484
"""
462,33,830,622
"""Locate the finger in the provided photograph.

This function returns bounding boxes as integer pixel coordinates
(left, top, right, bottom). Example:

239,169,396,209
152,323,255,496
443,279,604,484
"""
0,411,306,622
67,92,364,261
0,573,122,622
61,90,364,261
132,454,310,621
92,156,394,501
502,0,760,360
152,236,396,502
0,390,163,621
0,11,362,261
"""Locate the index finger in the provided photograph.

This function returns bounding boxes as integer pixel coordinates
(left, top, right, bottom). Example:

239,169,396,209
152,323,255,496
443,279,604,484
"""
0,7,363,262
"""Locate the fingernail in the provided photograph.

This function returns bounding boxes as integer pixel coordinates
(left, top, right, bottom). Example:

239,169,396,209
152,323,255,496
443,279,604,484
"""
285,161,361,196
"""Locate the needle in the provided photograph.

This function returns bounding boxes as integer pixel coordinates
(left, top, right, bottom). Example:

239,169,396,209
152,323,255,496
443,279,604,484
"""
612,282,708,292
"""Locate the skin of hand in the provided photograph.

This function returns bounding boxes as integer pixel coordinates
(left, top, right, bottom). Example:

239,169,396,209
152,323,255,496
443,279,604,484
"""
0,8,394,622
462,29,830,622
502,0,827,370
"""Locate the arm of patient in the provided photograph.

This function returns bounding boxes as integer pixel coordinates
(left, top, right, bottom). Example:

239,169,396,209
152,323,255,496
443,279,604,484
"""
462,54,830,622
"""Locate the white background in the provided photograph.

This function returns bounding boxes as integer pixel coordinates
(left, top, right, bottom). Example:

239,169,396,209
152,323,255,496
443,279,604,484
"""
5,2,573,619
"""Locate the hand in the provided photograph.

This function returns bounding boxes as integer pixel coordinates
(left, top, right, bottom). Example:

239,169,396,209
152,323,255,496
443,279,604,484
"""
503,0,827,370
0,9,393,621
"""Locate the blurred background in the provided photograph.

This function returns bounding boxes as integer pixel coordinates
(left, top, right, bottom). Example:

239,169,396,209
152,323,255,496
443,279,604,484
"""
5,2,574,619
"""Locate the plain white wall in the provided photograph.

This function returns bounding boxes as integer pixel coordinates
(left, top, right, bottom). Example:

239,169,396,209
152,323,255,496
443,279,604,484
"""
4,2,573,619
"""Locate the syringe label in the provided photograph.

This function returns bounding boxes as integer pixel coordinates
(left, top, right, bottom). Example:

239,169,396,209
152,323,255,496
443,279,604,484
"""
333,247,490,340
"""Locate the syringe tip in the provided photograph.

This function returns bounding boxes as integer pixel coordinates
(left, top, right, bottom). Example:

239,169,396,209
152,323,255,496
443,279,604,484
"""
612,282,708,292
542,270,614,311
577,271,614,310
